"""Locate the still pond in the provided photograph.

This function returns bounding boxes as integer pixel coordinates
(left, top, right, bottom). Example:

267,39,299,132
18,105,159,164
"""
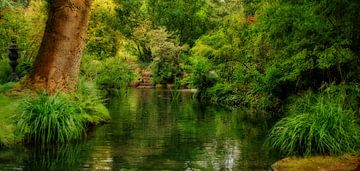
0,89,278,170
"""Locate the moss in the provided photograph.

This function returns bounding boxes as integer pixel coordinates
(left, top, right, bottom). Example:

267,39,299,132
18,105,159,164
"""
272,154,360,171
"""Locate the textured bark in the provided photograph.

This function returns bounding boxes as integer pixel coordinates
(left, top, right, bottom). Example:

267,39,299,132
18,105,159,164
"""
27,0,92,93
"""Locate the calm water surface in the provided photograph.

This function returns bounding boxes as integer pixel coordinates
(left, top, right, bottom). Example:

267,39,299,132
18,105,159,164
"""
0,89,277,170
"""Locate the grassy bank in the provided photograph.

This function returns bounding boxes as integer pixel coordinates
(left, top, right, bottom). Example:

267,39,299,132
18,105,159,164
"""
0,93,22,146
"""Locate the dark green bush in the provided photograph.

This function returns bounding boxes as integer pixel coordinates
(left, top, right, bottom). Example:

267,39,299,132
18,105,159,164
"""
152,61,178,84
75,78,110,125
0,60,11,84
183,56,217,91
96,57,134,93
266,91,360,156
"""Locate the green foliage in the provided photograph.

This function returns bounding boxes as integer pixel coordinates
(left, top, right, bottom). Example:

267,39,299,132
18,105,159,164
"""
0,1,46,81
0,82,17,93
0,0,15,8
81,53,135,95
149,28,183,84
146,0,213,45
85,0,120,58
0,0,29,9
184,0,360,110
80,54,103,80
75,78,110,125
0,60,11,84
266,90,360,156
15,86,111,144
182,55,218,99
16,93,86,144
96,57,135,93
114,0,144,38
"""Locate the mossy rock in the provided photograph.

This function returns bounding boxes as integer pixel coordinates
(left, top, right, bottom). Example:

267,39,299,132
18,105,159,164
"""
272,155,360,171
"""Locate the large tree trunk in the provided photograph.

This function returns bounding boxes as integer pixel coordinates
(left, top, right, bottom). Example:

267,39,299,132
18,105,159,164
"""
27,0,92,93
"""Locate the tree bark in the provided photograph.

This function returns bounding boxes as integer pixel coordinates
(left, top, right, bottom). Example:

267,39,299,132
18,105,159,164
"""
27,0,92,93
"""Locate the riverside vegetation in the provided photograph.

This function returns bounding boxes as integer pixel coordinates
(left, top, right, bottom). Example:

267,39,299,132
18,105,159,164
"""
0,0,359,168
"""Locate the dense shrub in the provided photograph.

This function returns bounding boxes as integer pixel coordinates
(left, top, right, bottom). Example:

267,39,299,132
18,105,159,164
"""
145,28,183,84
75,78,110,125
265,91,360,156
0,1,46,82
96,57,134,93
182,56,217,91
0,60,11,84
184,0,360,111
85,0,120,58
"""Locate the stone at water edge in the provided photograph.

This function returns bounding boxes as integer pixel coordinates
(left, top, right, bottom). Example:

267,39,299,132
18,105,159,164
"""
271,155,360,171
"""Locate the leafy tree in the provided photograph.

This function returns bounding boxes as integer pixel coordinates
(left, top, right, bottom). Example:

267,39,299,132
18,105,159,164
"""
86,0,120,58
186,0,360,109
146,0,213,45
27,0,92,92
147,28,183,84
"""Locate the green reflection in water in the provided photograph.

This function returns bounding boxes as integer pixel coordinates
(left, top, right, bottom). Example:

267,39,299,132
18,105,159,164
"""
0,89,277,170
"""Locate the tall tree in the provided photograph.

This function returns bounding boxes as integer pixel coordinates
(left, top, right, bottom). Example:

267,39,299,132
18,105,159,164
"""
27,0,92,92
146,0,212,45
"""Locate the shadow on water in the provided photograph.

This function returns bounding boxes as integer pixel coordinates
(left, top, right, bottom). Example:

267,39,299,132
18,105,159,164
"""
0,89,279,170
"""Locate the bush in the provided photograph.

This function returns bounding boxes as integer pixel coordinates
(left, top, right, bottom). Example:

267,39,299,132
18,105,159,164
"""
148,28,183,84
80,54,103,80
96,57,134,93
16,93,86,144
265,91,360,156
85,0,120,58
75,78,110,125
182,56,217,92
0,60,11,84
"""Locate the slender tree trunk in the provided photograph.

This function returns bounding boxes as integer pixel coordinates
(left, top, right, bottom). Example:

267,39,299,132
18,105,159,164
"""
27,0,92,93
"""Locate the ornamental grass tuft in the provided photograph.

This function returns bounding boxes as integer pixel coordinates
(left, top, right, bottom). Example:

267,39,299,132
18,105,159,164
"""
16,93,86,144
265,91,360,156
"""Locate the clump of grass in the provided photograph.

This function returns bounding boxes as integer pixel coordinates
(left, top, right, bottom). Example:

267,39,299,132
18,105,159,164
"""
265,91,360,156
16,93,86,144
14,79,111,145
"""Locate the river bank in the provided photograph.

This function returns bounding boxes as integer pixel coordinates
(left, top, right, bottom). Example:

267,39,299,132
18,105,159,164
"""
272,155,360,171
0,93,21,146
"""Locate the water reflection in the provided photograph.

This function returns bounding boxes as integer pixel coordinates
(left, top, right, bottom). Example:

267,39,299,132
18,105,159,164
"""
0,89,277,170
